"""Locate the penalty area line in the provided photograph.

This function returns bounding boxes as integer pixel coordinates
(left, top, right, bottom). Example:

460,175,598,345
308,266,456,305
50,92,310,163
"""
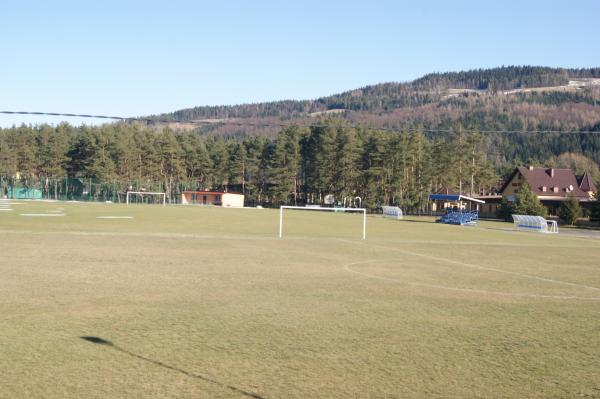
339,239,600,293
342,259,600,301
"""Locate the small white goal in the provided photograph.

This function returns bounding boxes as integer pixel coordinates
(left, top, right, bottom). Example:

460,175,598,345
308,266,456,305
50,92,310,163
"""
126,191,166,206
279,205,367,239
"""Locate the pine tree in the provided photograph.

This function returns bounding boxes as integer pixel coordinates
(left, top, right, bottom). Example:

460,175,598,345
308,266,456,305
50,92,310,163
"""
242,136,269,205
496,197,515,221
361,132,386,208
559,196,581,225
268,127,301,205
332,126,361,203
513,183,547,217
227,141,247,192
591,192,600,222
156,129,184,201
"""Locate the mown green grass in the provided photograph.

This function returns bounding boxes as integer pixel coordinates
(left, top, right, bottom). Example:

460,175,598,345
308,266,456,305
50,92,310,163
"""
1,201,599,398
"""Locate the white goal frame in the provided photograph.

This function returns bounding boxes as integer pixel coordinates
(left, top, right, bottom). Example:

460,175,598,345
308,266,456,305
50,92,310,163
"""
279,206,366,240
126,191,166,206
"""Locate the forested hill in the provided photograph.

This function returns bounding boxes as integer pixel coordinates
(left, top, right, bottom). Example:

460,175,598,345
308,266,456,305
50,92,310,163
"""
156,66,600,128
3,65,600,208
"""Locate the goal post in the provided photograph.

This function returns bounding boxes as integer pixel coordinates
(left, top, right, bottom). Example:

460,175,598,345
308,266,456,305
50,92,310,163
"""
279,206,366,240
126,191,166,206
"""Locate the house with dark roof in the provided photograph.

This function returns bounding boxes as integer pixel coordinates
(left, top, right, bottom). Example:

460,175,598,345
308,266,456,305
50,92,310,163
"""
499,166,597,215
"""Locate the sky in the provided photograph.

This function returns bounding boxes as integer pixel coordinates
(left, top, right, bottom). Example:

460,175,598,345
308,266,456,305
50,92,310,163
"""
1,0,600,127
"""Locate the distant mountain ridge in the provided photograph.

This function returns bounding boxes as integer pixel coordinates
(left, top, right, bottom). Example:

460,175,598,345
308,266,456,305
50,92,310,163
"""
144,66,600,167
155,66,600,125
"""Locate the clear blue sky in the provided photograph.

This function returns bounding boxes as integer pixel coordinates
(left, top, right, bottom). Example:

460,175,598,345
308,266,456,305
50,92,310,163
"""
1,0,599,126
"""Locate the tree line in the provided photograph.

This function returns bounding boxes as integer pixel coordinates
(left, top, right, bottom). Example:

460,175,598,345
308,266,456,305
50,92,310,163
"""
0,122,498,210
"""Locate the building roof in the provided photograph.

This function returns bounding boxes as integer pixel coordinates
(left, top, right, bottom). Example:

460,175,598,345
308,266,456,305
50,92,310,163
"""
501,166,590,199
578,171,597,193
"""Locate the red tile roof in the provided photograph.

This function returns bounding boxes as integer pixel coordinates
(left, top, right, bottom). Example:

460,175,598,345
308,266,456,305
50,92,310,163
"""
508,166,590,199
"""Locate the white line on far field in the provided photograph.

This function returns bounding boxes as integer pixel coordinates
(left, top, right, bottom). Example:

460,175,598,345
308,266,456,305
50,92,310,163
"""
96,216,134,219
19,213,65,217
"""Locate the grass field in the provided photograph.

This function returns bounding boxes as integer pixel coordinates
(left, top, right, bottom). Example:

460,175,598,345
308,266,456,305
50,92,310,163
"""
1,200,600,398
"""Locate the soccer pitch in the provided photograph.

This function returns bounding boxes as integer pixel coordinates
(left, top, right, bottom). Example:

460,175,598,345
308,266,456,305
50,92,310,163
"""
1,201,599,398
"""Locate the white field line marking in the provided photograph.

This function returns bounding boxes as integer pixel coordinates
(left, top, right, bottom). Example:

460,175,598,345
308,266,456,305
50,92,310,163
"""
0,229,280,241
96,216,134,219
340,239,600,293
0,209,13,211
19,213,65,217
343,259,600,301
0,202,24,205
0,228,597,249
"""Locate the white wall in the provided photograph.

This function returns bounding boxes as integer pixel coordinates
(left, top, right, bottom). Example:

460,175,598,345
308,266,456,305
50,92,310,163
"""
222,193,244,207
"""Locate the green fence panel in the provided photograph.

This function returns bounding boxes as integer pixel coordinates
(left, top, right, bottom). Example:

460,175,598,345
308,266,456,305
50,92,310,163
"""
9,187,43,199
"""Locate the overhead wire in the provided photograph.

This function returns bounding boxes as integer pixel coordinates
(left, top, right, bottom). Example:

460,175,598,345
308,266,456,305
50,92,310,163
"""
1,110,599,134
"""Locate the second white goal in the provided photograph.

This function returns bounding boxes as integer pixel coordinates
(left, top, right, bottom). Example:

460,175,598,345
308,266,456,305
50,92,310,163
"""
126,191,166,206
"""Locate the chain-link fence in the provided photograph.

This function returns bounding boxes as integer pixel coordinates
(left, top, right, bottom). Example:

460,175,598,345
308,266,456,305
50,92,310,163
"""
0,176,200,204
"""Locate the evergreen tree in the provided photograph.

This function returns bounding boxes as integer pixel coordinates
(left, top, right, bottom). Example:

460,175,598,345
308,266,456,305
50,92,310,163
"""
227,141,247,191
268,127,301,205
559,196,582,225
361,132,386,208
496,197,515,221
332,126,361,203
148,129,184,200
513,183,547,217
591,192,600,222
242,136,269,205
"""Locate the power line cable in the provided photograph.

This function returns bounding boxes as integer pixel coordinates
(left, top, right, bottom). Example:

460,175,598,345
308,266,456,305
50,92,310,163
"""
1,110,599,134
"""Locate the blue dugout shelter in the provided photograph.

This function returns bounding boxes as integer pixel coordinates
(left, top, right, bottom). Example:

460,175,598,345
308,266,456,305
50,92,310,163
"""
428,193,485,225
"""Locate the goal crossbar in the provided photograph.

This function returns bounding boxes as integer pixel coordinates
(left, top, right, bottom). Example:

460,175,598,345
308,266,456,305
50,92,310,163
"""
279,206,366,240
126,191,166,206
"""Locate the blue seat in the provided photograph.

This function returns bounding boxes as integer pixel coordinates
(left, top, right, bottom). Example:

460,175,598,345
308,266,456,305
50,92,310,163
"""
437,210,478,226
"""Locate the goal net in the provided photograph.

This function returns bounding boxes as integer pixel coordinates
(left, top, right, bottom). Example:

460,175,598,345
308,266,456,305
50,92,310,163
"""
126,191,166,206
279,206,366,240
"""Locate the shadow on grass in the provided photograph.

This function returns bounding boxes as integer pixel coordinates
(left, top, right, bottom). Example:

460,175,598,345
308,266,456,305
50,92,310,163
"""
80,336,266,399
